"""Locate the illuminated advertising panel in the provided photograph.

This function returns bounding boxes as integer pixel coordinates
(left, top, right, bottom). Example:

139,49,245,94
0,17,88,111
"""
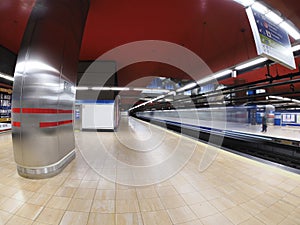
246,7,296,69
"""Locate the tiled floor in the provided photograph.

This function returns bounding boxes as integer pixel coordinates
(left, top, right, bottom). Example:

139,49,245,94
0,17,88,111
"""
0,117,300,225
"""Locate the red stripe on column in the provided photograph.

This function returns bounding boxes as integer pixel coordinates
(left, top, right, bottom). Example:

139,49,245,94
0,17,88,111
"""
39,122,58,128
13,108,73,114
22,108,58,114
12,122,21,127
12,108,21,113
58,120,73,125
58,110,73,114
40,120,73,128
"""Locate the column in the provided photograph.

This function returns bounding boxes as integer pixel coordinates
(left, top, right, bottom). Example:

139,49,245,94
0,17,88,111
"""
12,0,90,178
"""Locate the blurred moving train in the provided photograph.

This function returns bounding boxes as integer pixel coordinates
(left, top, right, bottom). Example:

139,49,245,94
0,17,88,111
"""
136,105,276,126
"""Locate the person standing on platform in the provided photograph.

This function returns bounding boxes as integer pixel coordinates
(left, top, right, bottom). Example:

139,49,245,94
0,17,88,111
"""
261,114,267,132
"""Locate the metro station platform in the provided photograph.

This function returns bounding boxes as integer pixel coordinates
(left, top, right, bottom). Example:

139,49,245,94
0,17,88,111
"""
0,117,300,225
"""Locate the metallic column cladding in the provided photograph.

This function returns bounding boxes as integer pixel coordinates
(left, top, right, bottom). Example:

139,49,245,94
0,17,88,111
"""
12,0,90,178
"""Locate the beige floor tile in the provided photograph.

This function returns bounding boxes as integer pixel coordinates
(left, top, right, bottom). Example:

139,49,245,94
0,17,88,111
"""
94,189,115,200
142,210,172,225
38,184,60,195
180,192,206,205
156,186,178,197
116,189,137,200
255,208,286,224
88,213,115,225
282,193,300,207
136,187,158,199
11,190,35,202
200,188,223,201
226,191,252,205
255,193,279,207
239,217,266,225
0,195,9,205
79,180,98,189
167,206,197,224
223,205,252,224
46,196,72,210
32,221,49,225
279,216,300,225
67,198,93,212
54,187,77,198
176,219,203,225
116,213,143,225
83,170,100,181
268,200,295,217
63,179,82,188
139,197,164,212
291,186,300,197
59,211,89,225
116,199,140,213
15,203,43,220
91,199,115,213
26,192,52,206
190,202,219,218
240,200,266,215
97,179,116,190
0,210,12,224
73,188,96,199
0,186,19,198
200,213,233,225
36,207,64,225
0,198,24,213
286,211,300,224
5,215,33,225
161,194,186,209
209,197,236,212
173,184,196,194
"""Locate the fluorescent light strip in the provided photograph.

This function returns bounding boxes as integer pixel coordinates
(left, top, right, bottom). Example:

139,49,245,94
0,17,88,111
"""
233,0,254,7
0,72,14,81
213,69,233,79
279,21,300,40
251,2,269,14
265,11,283,24
235,57,267,70
197,69,232,85
76,87,89,90
176,82,197,92
292,44,300,52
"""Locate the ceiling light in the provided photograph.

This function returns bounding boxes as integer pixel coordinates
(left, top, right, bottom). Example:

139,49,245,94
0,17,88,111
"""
212,69,233,79
233,0,255,7
251,2,269,14
91,87,111,91
76,87,89,90
235,57,267,70
176,82,197,92
279,21,300,40
110,87,130,91
265,11,283,24
292,44,300,52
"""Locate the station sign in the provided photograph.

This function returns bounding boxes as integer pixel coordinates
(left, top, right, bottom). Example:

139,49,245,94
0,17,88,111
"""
246,7,296,70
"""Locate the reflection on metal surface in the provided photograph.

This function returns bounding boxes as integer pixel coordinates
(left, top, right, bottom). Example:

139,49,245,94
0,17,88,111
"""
17,150,75,179
12,0,89,178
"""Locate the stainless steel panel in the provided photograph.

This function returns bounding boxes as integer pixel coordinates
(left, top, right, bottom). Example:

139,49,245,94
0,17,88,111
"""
12,0,89,178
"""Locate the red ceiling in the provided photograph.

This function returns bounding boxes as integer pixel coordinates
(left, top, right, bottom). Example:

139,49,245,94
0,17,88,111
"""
0,0,299,86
